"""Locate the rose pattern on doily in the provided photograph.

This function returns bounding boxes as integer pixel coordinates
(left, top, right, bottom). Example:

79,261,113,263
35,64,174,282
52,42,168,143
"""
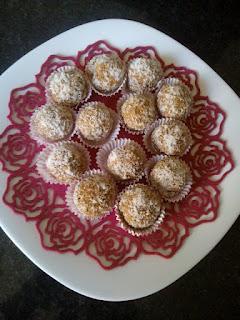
0,40,235,270
0,125,40,172
8,83,45,126
37,206,87,254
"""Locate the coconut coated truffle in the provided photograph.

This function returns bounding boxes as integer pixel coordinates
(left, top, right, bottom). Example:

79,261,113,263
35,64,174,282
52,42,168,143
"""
157,81,192,120
149,157,191,199
73,173,116,219
30,103,74,143
118,183,162,229
107,141,145,181
46,142,88,183
120,94,158,132
127,57,162,93
151,120,192,156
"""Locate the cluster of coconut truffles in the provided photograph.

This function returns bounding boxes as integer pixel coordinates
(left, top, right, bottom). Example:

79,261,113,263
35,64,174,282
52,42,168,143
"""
30,52,193,237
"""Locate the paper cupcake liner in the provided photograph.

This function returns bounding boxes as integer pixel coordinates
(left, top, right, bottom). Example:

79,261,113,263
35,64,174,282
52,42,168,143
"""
125,58,163,94
65,169,117,221
45,65,92,107
36,141,90,185
143,118,193,155
156,77,193,119
29,104,76,146
74,101,120,149
145,155,193,203
117,93,157,136
115,183,166,237
96,138,146,185
85,55,127,97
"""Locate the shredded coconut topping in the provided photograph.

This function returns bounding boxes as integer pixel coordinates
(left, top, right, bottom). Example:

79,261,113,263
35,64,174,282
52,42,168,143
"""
73,174,116,218
86,54,125,93
48,68,88,106
150,157,191,198
127,57,162,93
76,102,114,142
121,94,158,131
46,143,88,183
107,142,145,180
157,83,192,119
119,184,162,229
151,120,192,156
32,104,74,142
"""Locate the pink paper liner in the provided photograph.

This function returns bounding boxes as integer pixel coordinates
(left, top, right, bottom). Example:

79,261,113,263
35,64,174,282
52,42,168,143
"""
117,93,158,135
143,118,193,155
145,155,193,203
96,138,147,184
36,141,90,185
85,56,127,97
74,101,120,149
65,169,117,221
125,57,164,94
29,104,76,146
45,65,92,107
156,77,193,120
115,183,166,237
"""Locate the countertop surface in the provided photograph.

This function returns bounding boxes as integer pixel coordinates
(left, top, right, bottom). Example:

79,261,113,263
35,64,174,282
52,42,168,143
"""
0,1,239,319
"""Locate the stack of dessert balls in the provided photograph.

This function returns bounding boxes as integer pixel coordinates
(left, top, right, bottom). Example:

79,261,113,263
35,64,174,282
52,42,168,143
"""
30,53,193,237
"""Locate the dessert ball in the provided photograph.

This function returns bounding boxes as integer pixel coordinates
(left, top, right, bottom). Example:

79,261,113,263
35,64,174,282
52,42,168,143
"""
47,67,89,106
120,94,158,132
30,103,74,143
118,184,162,229
107,141,145,181
127,57,162,93
149,157,191,199
46,142,88,183
151,120,192,156
73,173,116,219
76,102,114,143
85,53,125,94
157,80,192,120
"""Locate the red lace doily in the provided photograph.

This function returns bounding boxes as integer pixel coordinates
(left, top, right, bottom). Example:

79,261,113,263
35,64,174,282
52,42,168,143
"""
0,41,235,270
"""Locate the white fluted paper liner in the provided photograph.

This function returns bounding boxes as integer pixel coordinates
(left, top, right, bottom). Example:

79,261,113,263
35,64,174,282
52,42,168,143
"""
45,65,92,107
85,56,127,97
36,141,90,185
115,183,166,237
29,104,76,146
156,77,193,119
74,101,120,149
145,155,193,203
117,93,157,136
96,138,146,184
65,169,117,221
143,118,193,155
